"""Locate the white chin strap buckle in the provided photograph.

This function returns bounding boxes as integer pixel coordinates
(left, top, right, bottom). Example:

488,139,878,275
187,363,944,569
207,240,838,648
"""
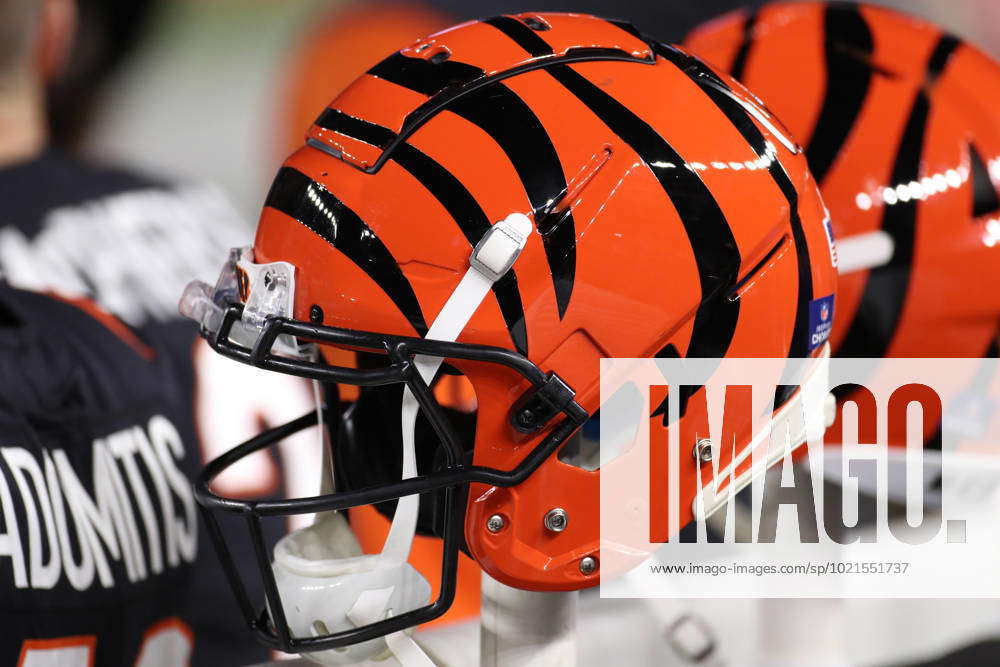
272,213,533,666
470,213,533,281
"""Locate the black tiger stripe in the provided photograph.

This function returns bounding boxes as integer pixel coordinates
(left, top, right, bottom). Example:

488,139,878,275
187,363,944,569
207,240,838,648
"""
369,45,654,172
449,86,577,319
727,235,789,300
805,3,875,185
265,166,428,335
372,48,579,319
730,8,759,81
485,15,741,422
479,17,582,320
316,108,396,147
926,34,962,84
391,144,531,355
969,142,1000,217
649,343,700,428
368,52,482,96
837,34,961,358
483,16,552,57
645,40,816,409
313,110,529,354
543,64,742,363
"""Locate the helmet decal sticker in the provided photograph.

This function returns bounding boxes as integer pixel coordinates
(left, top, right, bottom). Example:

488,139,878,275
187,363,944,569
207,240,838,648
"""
808,294,836,351
805,4,876,185
264,167,429,335
837,34,962,358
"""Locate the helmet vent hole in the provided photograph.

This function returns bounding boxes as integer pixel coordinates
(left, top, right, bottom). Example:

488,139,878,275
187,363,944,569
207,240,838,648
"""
429,49,450,64
727,235,789,302
537,145,612,236
312,620,329,636
522,16,551,31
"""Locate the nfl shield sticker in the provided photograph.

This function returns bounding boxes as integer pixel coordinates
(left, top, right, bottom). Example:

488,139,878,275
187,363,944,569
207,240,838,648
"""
808,295,835,351
823,216,838,267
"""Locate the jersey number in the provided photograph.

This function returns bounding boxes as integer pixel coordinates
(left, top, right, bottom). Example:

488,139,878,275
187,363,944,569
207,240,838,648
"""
17,618,192,667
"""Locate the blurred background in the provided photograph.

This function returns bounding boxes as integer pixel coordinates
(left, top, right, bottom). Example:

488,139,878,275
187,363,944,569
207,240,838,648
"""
64,0,1000,226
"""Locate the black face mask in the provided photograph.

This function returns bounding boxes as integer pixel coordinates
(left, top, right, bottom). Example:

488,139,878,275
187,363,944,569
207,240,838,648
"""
192,300,587,654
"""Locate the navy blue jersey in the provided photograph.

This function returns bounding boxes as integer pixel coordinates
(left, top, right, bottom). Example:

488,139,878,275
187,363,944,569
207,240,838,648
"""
0,286,198,666
0,151,300,666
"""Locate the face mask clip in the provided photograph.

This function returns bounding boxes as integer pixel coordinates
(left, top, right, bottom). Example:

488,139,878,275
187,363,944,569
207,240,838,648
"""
510,372,577,434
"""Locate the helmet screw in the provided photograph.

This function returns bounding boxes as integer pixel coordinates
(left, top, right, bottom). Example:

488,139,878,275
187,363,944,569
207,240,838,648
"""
516,409,536,429
486,514,506,533
579,556,598,575
544,508,568,533
694,438,713,464
309,304,324,324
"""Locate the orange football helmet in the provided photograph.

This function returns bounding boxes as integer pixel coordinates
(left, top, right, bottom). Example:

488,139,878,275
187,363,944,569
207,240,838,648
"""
182,12,837,660
687,2,1000,366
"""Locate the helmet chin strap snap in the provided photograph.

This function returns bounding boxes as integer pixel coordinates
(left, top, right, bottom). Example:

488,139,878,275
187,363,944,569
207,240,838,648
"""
272,213,533,666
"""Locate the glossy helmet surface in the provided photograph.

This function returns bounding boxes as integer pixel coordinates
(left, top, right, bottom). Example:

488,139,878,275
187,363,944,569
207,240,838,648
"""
687,2,1000,363
186,11,837,657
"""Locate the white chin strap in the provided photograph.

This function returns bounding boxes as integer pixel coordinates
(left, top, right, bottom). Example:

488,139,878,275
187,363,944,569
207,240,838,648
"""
272,213,533,666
